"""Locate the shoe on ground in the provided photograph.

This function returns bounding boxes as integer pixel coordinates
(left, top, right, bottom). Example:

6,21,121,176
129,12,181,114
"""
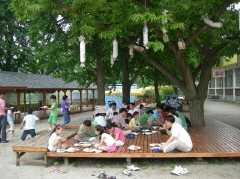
178,166,188,175
97,173,107,179
1,140,9,143
127,165,140,171
171,165,181,176
123,170,132,176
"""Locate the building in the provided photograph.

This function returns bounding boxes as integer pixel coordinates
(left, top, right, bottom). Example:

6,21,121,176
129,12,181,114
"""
208,55,240,101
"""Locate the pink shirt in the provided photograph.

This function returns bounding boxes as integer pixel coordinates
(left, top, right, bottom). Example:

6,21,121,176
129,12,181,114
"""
0,99,6,116
111,127,125,143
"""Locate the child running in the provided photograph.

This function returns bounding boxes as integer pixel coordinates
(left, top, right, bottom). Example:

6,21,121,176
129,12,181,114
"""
48,124,67,152
20,108,42,141
129,111,142,132
106,122,125,147
94,125,116,153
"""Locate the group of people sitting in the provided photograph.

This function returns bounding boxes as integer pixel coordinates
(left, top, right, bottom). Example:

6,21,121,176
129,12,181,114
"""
48,102,193,154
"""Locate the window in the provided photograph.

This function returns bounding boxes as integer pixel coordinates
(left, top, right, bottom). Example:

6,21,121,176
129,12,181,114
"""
236,67,240,87
225,69,233,87
216,77,223,88
209,78,215,88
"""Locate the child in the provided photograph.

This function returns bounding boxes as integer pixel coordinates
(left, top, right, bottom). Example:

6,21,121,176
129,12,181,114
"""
94,125,116,153
139,104,144,115
46,95,58,130
20,108,42,141
106,122,125,147
6,108,17,136
48,124,67,152
125,113,132,125
110,112,118,122
129,111,142,132
94,113,107,127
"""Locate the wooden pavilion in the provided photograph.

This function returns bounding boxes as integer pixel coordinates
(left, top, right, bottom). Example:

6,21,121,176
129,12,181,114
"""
0,71,97,122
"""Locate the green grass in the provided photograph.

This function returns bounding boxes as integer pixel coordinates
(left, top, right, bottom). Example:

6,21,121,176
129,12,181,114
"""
96,164,102,168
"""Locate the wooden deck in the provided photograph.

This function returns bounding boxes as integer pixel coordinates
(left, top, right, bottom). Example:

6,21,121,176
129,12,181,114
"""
13,119,240,166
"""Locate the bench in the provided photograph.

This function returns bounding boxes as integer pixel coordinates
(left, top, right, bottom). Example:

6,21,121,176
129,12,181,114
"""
12,128,78,166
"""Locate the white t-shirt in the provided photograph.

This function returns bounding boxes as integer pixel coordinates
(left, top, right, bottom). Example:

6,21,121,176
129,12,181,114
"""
94,116,107,126
106,108,119,119
101,133,115,146
23,114,38,130
170,123,192,148
128,107,140,115
48,132,61,152
174,116,182,126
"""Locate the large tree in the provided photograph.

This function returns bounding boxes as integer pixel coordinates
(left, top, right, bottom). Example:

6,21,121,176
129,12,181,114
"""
11,0,240,126
0,0,33,72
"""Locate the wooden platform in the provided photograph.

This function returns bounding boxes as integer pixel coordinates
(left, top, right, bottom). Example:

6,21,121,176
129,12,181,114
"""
13,119,240,166
47,119,240,165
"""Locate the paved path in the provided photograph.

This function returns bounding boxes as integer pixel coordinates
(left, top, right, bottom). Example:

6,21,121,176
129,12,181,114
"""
204,99,240,129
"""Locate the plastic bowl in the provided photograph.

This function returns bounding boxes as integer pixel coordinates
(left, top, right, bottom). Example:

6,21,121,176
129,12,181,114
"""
152,148,160,153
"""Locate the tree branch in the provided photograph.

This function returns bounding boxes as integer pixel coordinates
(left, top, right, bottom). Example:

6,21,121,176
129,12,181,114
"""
85,62,97,75
185,0,237,47
50,0,80,14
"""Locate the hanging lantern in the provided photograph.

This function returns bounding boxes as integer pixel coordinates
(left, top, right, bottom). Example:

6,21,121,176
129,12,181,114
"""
79,36,85,67
143,23,149,49
133,45,144,52
128,44,134,58
110,54,114,68
203,18,223,28
112,38,118,60
161,28,167,34
163,33,169,43
178,38,185,50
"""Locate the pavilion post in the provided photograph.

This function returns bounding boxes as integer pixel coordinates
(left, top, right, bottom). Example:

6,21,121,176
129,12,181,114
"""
92,90,95,110
43,90,47,118
23,92,26,113
79,90,83,112
86,90,88,107
57,90,61,108
16,90,21,123
70,90,73,105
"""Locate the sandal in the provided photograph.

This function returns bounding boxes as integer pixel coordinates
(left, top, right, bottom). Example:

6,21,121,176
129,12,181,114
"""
91,171,97,176
97,173,107,179
108,177,116,179
123,170,132,177
127,165,140,171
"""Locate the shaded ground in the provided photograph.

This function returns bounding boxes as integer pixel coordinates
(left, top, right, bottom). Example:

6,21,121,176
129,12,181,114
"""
1,100,240,179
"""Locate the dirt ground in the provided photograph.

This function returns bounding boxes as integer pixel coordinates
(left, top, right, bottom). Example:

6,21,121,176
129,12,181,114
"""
1,99,240,179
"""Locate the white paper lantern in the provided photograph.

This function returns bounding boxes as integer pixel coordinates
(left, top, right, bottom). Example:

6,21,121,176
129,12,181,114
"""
110,54,114,68
133,45,144,52
203,18,223,28
79,36,86,67
113,38,118,60
143,24,149,49
178,38,185,50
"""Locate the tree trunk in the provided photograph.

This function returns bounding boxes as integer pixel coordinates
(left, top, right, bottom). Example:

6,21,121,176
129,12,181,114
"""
187,97,206,126
154,78,161,105
96,58,105,105
173,86,178,95
122,57,131,102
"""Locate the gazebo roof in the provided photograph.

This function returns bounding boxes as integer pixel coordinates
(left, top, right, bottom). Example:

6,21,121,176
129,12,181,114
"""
0,71,96,90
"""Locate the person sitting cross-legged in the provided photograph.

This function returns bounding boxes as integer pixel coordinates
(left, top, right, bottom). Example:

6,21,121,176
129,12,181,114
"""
160,115,193,153
74,120,99,143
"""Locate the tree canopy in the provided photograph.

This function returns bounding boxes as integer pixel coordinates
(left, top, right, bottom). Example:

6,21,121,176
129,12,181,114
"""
10,0,240,126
